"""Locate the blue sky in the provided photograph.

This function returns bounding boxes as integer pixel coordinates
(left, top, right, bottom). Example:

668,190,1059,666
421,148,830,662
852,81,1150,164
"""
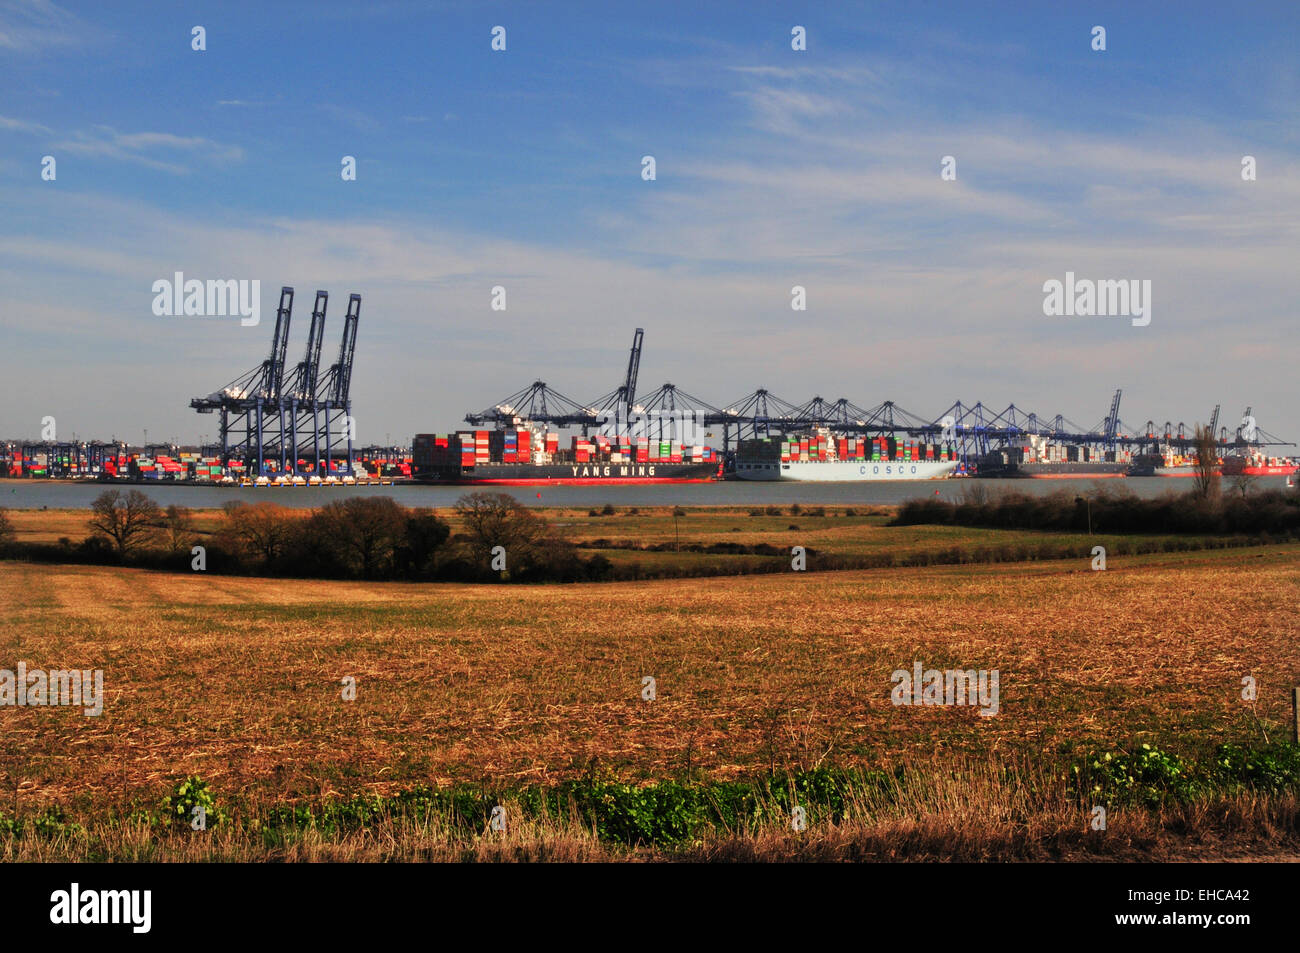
2,0,1298,445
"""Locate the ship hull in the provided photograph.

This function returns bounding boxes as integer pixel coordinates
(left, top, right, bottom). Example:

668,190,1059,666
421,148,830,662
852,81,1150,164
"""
735,459,957,482
978,462,1129,479
1222,464,1298,477
1127,466,1199,477
414,461,719,485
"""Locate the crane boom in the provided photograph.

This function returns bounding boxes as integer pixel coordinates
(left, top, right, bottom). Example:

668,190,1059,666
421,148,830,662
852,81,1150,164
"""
1103,388,1122,447
265,287,294,400
623,327,644,408
333,294,361,403
286,291,328,399
304,291,328,397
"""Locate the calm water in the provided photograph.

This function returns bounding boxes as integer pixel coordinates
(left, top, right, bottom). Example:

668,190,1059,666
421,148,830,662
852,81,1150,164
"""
4,476,1292,510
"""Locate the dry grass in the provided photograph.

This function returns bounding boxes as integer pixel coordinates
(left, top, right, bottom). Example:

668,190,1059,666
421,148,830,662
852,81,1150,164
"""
2,542,1298,817
3,503,1299,860
5,756,1298,862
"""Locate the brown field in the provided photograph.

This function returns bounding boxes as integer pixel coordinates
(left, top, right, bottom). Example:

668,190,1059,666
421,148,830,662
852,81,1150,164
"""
1,502,1238,574
3,540,1298,815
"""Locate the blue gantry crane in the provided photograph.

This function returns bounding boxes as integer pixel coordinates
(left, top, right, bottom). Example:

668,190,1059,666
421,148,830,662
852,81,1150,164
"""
455,331,1293,472
191,287,361,477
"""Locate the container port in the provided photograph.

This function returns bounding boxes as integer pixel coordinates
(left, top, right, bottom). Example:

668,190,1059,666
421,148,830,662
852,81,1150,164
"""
3,325,1294,486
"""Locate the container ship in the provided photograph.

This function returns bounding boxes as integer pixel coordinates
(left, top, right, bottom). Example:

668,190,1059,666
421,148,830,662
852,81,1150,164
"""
977,436,1130,478
1220,450,1298,477
1126,449,1198,477
734,431,958,481
412,428,720,485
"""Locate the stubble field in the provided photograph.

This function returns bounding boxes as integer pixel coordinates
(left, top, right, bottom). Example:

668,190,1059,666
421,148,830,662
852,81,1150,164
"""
3,505,1299,860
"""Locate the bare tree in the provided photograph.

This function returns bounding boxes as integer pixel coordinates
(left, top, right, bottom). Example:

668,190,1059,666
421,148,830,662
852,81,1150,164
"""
88,489,162,555
0,507,15,551
1227,473,1258,499
308,497,410,578
222,502,294,563
454,492,558,573
456,493,547,548
162,504,197,554
1192,425,1220,502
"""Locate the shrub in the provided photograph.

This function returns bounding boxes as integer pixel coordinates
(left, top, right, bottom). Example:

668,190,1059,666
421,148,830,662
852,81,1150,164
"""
893,486,1300,537
1074,744,1197,807
583,553,614,580
167,775,226,830
395,509,451,578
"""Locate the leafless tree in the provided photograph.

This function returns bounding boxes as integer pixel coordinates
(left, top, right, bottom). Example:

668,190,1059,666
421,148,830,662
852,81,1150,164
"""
1192,425,1220,502
308,497,410,578
222,502,295,563
162,504,197,554
88,489,161,555
1227,473,1258,499
0,507,15,551
454,492,556,571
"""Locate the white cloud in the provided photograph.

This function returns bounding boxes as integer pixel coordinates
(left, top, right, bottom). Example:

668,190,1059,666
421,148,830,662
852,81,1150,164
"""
0,0,93,53
0,113,51,134
50,124,244,173
1,35,1297,442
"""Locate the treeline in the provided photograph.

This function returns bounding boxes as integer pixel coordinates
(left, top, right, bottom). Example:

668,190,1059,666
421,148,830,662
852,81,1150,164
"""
893,486,1300,536
0,490,611,583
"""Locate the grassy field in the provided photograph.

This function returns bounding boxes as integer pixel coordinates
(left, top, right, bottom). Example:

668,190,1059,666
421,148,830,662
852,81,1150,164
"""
3,504,1299,859
3,502,1258,576
3,545,1300,857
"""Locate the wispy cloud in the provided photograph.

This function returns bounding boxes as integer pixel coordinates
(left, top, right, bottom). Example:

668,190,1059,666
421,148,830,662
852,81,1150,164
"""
316,103,381,132
51,125,244,173
0,0,93,53
0,113,51,134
